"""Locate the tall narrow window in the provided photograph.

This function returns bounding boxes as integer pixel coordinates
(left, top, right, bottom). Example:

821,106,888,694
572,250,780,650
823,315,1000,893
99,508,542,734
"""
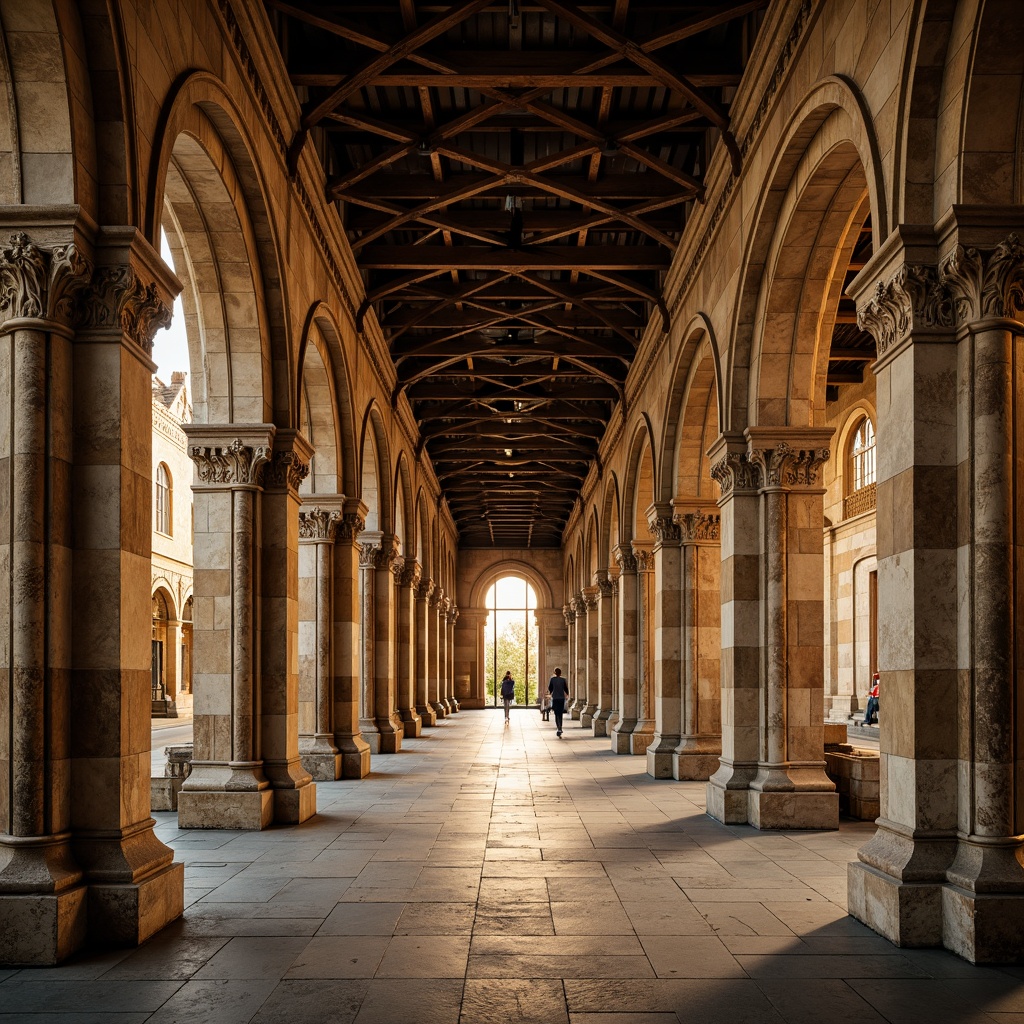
155,463,172,535
844,417,876,519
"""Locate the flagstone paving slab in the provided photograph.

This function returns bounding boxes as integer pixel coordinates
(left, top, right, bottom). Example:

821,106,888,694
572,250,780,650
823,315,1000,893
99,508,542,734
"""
2,711,1023,1022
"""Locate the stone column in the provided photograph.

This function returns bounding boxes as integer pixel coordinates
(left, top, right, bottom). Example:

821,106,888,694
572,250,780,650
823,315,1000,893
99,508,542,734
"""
562,603,575,709
260,432,316,824
164,619,182,703
939,233,1024,961
645,504,684,778
672,506,722,780
439,596,453,713
454,607,486,708
847,243,961,947
358,531,382,750
371,535,402,753
334,502,371,777
610,546,639,753
415,577,437,725
429,588,446,718
631,541,656,755
744,428,835,829
181,426,275,830
396,559,422,737
69,230,185,943
580,587,600,728
592,573,615,737
706,432,763,823
298,504,342,781
447,606,460,712
569,594,586,719
0,229,91,964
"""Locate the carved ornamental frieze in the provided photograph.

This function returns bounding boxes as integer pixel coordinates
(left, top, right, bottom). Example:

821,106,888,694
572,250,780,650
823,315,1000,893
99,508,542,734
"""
298,506,340,541
940,234,1024,324
189,437,271,486
0,232,92,328
675,510,721,543
747,441,830,489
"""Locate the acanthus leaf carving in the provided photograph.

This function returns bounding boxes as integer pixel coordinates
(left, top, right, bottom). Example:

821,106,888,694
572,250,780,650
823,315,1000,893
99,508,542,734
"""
337,511,366,540
81,264,172,353
298,506,341,540
747,442,830,488
857,263,954,354
264,450,311,492
710,450,761,497
674,510,721,542
940,234,1024,323
189,437,271,485
613,547,638,573
416,576,435,602
0,233,92,327
398,559,422,589
647,513,681,545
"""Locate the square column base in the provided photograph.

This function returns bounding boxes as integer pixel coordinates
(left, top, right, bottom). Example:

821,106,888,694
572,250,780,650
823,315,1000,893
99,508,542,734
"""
848,861,943,947
431,701,447,719
747,789,838,830
338,737,371,778
417,703,438,727
591,712,611,737
301,752,342,782
0,888,87,966
273,782,317,824
646,748,674,779
610,722,635,754
581,711,594,728
673,753,720,781
178,789,274,830
400,711,423,738
88,861,185,946
630,728,654,756
706,779,749,824
941,885,1024,963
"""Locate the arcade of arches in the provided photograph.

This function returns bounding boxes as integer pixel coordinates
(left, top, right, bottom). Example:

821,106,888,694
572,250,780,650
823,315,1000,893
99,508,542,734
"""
2,0,1024,976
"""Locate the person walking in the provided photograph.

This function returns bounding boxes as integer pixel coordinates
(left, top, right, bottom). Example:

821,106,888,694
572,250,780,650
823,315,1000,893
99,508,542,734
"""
548,667,570,737
863,672,879,726
500,671,515,725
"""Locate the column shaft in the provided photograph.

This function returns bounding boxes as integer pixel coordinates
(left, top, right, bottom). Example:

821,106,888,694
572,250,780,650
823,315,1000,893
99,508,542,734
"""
610,548,638,754
396,561,422,737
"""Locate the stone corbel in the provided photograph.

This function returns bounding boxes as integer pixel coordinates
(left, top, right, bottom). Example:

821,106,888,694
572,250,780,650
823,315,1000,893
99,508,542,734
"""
0,231,92,329
939,233,1024,325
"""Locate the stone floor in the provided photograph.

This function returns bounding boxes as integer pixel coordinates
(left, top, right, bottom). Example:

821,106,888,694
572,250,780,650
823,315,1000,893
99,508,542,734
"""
4,710,1024,1023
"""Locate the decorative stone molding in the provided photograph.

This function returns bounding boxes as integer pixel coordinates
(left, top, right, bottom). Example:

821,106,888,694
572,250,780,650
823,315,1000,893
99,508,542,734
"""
81,263,173,353
940,234,1024,324
189,437,271,486
613,545,638,573
416,576,436,602
0,232,92,327
710,450,761,497
747,441,831,489
298,506,340,541
856,263,954,354
264,450,311,492
675,510,721,542
398,560,422,589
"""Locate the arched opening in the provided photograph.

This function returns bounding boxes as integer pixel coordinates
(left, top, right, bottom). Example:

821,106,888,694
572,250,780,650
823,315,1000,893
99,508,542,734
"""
483,575,539,708
151,588,176,717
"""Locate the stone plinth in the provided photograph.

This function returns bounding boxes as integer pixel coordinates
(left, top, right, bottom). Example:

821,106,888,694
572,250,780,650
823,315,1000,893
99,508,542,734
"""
824,748,879,820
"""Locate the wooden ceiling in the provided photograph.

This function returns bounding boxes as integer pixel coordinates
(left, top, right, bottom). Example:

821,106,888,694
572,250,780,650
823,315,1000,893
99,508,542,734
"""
268,0,768,547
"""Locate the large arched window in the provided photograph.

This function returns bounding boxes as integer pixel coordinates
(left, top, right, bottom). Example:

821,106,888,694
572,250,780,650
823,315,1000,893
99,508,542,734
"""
845,417,876,518
484,576,538,708
155,463,172,536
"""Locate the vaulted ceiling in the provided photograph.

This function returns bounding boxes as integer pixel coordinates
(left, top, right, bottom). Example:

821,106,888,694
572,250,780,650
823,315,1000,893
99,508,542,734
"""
268,0,768,547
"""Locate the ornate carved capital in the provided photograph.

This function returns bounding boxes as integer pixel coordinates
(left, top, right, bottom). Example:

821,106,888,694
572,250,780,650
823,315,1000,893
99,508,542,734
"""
940,234,1024,324
0,232,92,327
429,587,444,609
81,263,173,353
447,606,459,624
416,576,436,602
613,545,637,574
632,544,654,572
358,539,384,569
337,511,366,540
647,506,682,545
398,559,422,589
747,441,830,489
562,603,575,626
857,263,954,354
298,506,340,540
674,510,721,542
264,450,310,492
189,437,270,485
582,586,600,611
710,450,761,497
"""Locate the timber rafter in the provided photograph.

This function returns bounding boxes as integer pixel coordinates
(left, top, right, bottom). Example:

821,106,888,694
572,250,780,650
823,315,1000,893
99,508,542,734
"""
268,0,766,546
